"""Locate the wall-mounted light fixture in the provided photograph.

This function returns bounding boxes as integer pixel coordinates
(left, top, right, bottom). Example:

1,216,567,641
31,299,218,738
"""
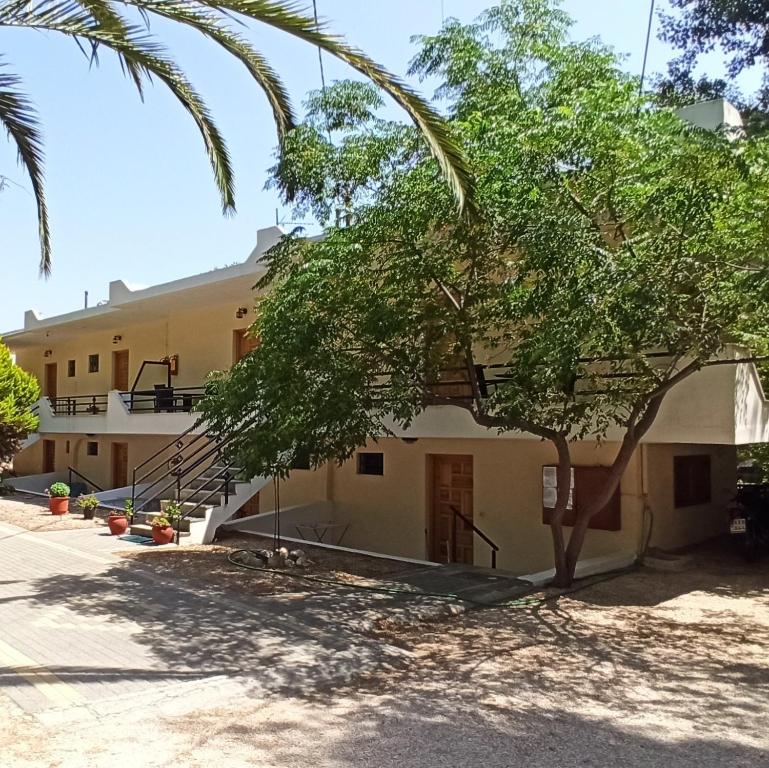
112,335,123,344
235,307,248,319
43,349,53,358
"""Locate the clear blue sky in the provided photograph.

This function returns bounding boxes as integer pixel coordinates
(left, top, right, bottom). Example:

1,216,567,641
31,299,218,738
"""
0,1,753,330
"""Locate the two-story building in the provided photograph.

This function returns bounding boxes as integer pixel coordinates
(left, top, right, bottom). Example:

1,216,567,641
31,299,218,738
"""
6,224,769,576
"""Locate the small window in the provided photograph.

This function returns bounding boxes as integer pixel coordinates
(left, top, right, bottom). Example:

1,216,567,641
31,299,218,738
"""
674,455,711,508
86,441,99,457
67,360,76,377
357,452,384,476
65,440,70,454
290,448,311,470
88,354,99,373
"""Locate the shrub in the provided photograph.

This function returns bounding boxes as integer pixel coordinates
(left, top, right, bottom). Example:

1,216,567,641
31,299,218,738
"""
48,482,70,498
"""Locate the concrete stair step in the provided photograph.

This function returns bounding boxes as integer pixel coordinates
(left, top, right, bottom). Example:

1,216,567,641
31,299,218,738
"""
129,523,190,540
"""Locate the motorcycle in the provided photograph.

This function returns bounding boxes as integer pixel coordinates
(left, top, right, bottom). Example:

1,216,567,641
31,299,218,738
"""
729,484,769,561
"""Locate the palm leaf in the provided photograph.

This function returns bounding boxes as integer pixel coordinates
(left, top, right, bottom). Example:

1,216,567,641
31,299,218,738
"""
0,62,51,275
1,0,236,213
195,0,476,214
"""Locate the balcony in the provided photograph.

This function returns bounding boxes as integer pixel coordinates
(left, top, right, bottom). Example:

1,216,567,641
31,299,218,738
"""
36,387,207,436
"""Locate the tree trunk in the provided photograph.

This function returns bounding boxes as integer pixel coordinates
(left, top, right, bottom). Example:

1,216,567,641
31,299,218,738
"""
549,435,573,587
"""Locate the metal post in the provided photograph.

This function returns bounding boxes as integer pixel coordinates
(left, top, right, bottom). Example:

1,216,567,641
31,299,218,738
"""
491,550,497,569
223,471,231,506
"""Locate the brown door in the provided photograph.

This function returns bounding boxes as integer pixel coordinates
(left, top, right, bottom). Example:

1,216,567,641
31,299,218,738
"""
429,455,474,564
42,439,56,473
233,329,260,364
111,443,128,489
112,350,129,391
44,363,57,399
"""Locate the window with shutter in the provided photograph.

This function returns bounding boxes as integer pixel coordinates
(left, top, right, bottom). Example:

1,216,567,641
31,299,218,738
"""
542,465,621,531
673,455,711,508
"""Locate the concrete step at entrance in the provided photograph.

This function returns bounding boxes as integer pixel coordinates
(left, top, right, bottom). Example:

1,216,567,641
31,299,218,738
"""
129,523,191,540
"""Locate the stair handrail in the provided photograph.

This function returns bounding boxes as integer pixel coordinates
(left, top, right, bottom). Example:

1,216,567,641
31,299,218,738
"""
132,421,202,481
172,462,241,544
132,430,241,515
67,466,105,493
448,504,499,569
133,430,213,490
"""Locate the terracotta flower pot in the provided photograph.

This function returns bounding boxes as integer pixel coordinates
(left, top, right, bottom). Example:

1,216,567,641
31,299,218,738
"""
49,497,69,515
152,525,175,545
107,514,128,536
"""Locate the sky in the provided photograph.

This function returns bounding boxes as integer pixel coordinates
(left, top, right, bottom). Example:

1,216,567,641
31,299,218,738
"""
0,0,757,331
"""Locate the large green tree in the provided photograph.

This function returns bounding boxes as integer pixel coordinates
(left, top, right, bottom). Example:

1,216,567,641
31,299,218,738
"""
0,0,473,274
201,0,769,586
0,339,38,468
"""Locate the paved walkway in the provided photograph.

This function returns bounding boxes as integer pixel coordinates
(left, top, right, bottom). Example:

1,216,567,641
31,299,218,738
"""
0,521,414,723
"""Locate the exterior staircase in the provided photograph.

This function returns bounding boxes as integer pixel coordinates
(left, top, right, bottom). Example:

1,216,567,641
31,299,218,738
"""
129,425,270,545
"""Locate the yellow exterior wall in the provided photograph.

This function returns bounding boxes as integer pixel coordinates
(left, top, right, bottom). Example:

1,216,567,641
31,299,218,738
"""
13,434,169,490
645,443,736,550
256,437,644,574
13,299,258,399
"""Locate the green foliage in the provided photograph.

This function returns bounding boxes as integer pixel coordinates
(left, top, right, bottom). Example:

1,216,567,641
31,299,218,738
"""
122,498,133,516
0,0,471,275
149,515,172,528
48,482,70,498
0,340,39,467
76,494,100,511
162,500,182,520
202,0,769,491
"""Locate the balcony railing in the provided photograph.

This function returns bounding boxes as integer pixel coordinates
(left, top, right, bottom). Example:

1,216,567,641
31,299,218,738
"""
120,386,206,414
48,394,109,415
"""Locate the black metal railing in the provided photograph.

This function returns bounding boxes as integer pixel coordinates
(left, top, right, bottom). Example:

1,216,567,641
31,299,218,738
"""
448,505,499,569
67,466,104,493
48,394,109,415
121,386,206,414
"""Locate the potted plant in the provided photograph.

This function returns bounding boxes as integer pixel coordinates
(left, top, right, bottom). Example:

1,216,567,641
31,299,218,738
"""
76,494,100,520
107,499,131,536
148,515,175,545
47,482,70,515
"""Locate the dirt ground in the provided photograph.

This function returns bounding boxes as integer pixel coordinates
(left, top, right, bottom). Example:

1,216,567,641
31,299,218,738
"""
118,531,418,598
0,493,109,531
1,528,767,766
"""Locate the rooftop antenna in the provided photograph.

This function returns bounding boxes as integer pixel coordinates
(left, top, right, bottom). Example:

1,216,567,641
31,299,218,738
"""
639,0,656,98
84,290,89,309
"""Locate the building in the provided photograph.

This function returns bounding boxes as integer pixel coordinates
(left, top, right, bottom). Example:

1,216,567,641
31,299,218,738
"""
5,222,768,577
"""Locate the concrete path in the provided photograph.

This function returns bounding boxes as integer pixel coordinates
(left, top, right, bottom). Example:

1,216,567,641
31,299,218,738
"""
0,521,414,723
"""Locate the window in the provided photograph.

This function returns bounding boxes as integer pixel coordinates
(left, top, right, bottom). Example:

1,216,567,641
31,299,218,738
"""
86,441,99,457
290,448,311,470
88,354,99,373
542,465,621,531
67,360,76,377
357,452,384,476
674,455,711,508
65,440,70,454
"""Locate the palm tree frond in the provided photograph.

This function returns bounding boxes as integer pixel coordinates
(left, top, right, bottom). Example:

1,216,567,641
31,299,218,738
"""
197,0,476,213
1,1,236,212
0,63,51,275
123,0,295,139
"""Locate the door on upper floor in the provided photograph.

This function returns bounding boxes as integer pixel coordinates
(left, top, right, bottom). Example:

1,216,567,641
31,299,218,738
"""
233,329,260,364
44,363,57,400
111,442,128,489
42,439,56,474
428,454,474,565
112,350,130,391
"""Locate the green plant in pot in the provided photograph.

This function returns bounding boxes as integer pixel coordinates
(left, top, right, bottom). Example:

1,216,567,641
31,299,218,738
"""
47,482,70,515
76,494,100,520
149,514,175,546
107,498,131,536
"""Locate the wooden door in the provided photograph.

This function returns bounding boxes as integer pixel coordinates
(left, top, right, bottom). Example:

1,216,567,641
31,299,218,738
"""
233,329,259,364
112,350,130,391
44,363,57,399
429,455,474,564
42,439,56,474
111,443,128,489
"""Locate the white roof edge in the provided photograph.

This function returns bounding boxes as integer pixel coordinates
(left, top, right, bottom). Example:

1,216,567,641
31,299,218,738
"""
3,225,285,337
